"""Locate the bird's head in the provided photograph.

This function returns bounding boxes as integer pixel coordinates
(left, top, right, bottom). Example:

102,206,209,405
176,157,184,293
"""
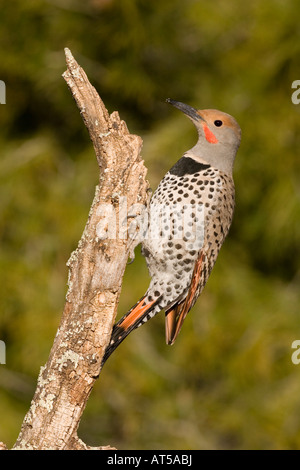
166,99,241,174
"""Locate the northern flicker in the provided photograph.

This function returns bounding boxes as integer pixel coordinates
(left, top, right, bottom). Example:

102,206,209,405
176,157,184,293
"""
102,99,241,365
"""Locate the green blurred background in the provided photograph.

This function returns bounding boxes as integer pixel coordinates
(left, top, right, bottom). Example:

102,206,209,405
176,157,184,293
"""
0,0,300,450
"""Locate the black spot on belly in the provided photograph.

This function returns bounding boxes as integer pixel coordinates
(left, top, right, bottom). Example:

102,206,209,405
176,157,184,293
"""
169,157,210,177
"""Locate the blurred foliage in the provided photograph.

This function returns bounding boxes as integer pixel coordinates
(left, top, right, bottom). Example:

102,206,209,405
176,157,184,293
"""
0,0,300,450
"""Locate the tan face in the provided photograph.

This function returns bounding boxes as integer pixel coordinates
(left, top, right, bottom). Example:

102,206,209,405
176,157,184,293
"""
196,109,241,147
166,100,241,173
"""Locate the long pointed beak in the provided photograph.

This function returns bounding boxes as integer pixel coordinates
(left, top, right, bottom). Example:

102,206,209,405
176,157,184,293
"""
166,98,205,122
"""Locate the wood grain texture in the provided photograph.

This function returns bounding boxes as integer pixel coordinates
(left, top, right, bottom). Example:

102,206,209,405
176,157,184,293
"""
13,48,149,450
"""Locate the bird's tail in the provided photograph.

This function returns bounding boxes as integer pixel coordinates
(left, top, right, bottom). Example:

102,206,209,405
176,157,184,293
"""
101,295,161,366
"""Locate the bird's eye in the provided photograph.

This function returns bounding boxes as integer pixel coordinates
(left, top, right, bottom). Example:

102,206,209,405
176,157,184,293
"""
214,120,223,127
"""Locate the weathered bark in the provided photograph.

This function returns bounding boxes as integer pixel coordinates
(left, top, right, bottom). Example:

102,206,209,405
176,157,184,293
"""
12,48,149,450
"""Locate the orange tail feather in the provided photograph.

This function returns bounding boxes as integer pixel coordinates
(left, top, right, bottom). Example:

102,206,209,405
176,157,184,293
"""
101,296,159,366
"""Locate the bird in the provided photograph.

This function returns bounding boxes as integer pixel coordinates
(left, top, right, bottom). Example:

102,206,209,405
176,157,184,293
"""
102,99,241,366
